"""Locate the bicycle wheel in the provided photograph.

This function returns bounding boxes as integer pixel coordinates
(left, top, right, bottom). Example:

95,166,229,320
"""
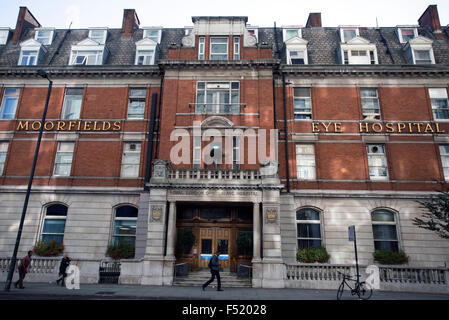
337,282,345,300
357,282,373,300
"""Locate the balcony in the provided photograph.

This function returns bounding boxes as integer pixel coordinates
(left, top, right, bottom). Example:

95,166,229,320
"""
189,103,246,115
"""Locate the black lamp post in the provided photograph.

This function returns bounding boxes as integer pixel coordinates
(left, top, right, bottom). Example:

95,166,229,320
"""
4,69,53,291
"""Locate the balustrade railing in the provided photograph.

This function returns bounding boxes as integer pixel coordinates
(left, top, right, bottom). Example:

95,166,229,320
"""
189,103,245,115
378,266,448,285
285,264,353,282
168,168,262,181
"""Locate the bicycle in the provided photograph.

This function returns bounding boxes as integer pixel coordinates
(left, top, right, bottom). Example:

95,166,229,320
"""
336,271,373,300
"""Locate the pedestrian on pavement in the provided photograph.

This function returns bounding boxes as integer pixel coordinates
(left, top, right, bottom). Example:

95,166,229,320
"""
56,254,71,286
202,251,223,291
14,250,33,289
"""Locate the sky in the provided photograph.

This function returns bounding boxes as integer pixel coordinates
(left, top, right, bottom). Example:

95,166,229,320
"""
0,0,448,29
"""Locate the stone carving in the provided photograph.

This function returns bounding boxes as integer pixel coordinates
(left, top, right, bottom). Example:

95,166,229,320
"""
265,207,278,224
151,205,163,222
181,29,195,48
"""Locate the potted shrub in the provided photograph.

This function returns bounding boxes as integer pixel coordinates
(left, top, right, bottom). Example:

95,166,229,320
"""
33,240,64,257
297,246,330,263
106,243,135,260
373,250,409,265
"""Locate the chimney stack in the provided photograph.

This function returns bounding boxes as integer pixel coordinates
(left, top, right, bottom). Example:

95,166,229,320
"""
12,7,41,45
121,9,140,39
306,13,322,28
418,5,442,39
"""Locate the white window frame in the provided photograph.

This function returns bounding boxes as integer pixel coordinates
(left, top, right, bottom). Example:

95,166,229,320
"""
296,144,316,180
53,142,75,176
0,88,20,119
371,209,400,252
135,49,155,65
35,28,55,45
339,26,359,43
142,27,162,43
0,141,8,176
88,28,108,44
413,49,434,64
440,145,449,181
0,28,10,45
70,50,103,65
121,142,141,178
293,87,312,119
296,208,322,249
429,88,449,120
41,204,68,244
18,50,39,66
127,88,146,119
233,36,240,61
283,27,302,42
61,88,83,120
287,49,307,65
361,88,381,120
404,37,435,65
195,81,240,114
367,144,389,180
198,37,205,60
111,206,138,247
210,37,229,60
396,26,418,44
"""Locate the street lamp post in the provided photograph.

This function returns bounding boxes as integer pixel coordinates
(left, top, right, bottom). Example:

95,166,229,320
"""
4,69,53,291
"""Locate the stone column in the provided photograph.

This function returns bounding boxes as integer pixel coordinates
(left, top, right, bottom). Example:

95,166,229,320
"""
252,202,261,262
165,201,177,258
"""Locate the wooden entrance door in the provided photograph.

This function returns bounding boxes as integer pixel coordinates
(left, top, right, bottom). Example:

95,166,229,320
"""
199,228,231,270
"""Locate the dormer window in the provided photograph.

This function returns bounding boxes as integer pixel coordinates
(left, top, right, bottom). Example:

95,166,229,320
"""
285,36,308,65
340,37,378,65
135,37,158,65
18,39,45,66
283,27,302,41
69,38,108,66
142,28,162,43
88,28,108,44
210,37,229,60
0,28,10,45
404,36,435,65
340,27,359,43
396,26,418,43
35,28,55,45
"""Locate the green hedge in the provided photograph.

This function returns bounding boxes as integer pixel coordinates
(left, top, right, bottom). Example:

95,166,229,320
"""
296,246,330,263
373,250,409,265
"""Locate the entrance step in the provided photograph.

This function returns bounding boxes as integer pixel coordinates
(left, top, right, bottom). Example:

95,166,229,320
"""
173,271,252,288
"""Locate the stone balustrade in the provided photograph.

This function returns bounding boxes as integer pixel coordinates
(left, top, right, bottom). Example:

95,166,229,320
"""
167,168,262,181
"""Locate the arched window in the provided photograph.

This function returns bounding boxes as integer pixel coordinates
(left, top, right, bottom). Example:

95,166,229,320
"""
41,204,68,244
296,208,322,249
112,206,138,246
371,209,399,252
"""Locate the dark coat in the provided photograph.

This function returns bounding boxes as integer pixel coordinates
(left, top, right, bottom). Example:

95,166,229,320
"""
208,254,220,271
59,257,71,274
19,255,31,273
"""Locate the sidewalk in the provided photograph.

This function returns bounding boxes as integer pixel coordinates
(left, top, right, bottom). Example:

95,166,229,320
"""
1,282,449,300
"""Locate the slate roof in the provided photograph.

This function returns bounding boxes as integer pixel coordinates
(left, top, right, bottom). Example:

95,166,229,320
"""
0,25,448,67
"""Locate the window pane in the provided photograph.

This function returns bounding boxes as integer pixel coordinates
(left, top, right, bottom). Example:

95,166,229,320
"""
374,241,399,252
42,219,66,234
201,239,212,254
112,236,135,246
372,210,395,222
114,220,136,236
46,204,68,216
297,223,321,238
116,206,138,218
298,239,322,249
297,209,320,221
343,29,356,41
42,234,64,244
373,225,397,240
286,29,299,40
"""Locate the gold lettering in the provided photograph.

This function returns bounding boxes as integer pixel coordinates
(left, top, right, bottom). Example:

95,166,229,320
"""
113,121,121,131
16,121,29,131
44,121,55,131
68,121,76,131
413,123,423,133
397,123,406,133
102,121,111,131
312,123,320,133
372,123,383,133
424,123,435,133
93,121,101,131
321,122,331,132
83,121,92,131
408,123,413,133
57,121,66,131
436,123,445,133
31,121,41,130
385,123,395,133
334,122,342,133
77,121,82,131
359,122,369,133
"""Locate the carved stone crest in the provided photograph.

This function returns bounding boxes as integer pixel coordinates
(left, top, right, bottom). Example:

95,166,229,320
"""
151,205,163,222
265,207,278,223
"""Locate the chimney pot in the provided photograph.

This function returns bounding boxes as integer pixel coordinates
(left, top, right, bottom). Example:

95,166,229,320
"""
418,5,442,39
12,7,41,45
306,13,322,28
121,9,140,39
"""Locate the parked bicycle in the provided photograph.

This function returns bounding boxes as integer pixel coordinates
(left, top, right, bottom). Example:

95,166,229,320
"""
336,271,373,300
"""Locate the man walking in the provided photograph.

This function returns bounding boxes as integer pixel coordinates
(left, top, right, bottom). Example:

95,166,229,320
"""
202,251,223,291
14,250,33,289
56,254,71,286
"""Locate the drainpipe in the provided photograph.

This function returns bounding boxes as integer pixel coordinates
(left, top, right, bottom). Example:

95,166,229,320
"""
154,72,165,159
144,92,158,191
282,73,291,193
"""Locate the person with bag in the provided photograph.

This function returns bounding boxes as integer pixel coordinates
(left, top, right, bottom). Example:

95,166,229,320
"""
14,250,33,289
202,251,223,291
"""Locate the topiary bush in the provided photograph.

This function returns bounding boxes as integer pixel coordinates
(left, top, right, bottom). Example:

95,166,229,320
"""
296,246,330,263
373,250,409,265
33,240,64,257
